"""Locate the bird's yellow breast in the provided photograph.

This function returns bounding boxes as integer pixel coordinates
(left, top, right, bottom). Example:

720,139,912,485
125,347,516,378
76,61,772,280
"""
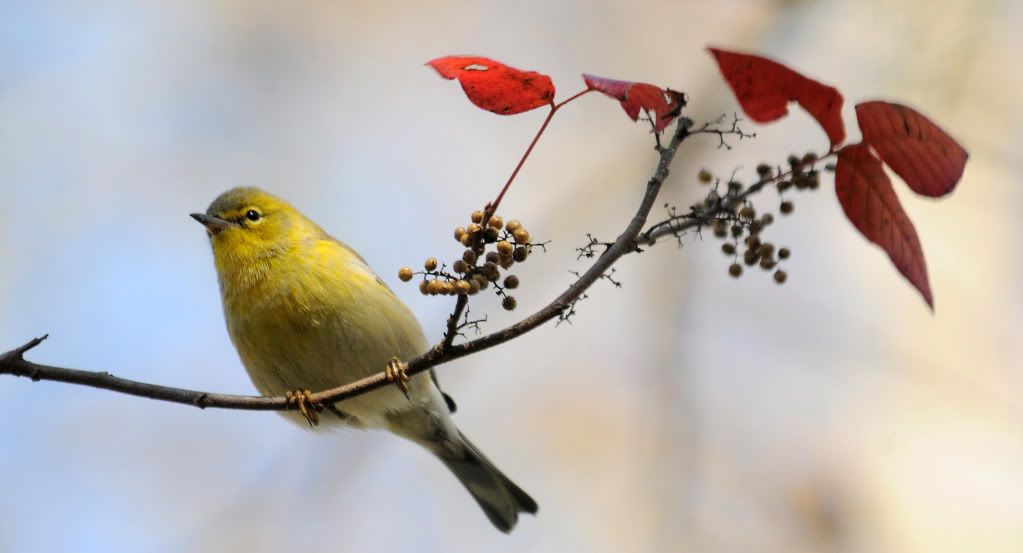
215,234,428,413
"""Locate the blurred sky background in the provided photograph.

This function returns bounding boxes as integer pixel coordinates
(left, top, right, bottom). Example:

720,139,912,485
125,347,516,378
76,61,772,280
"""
1,0,1021,552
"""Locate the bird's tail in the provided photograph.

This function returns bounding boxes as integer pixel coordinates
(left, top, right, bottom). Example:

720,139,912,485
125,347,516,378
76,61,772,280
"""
437,432,538,533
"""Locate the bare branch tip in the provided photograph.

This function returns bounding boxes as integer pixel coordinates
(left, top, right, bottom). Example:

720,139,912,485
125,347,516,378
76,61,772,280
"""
4,334,49,361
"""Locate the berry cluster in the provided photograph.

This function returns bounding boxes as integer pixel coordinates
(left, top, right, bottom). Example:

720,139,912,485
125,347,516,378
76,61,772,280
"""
398,210,538,311
696,151,832,284
775,152,828,216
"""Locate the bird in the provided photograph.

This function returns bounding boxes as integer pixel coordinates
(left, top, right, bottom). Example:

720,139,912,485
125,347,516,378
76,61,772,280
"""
191,186,537,532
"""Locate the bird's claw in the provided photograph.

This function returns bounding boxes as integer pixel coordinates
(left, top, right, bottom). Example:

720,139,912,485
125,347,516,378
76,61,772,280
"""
385,358,411,400
286,388,320,427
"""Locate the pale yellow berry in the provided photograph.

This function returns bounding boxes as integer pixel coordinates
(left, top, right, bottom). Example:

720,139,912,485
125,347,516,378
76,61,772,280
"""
496,240,514,256
512,228,530,244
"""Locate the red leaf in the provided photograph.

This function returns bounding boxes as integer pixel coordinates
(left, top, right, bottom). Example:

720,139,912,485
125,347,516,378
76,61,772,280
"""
835,143,933,308
426,56,554,116
707,47,845,147
582,74,685,132
856,101,968,197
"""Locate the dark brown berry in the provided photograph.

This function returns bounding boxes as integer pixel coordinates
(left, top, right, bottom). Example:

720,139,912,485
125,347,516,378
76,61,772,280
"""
502,296,517,311
698,169,713,184
503,275,520,289
721,243,736,255
807,171,820,190
778,247,791,259
774,270,787,284
452,260,468,273
780,201,794,214
759,258,776,270
729,263,742,278
483,227,499,243
739,206,756,220
512,246,528,263
462,249,477,264
483,262,500,281
713,221,728,238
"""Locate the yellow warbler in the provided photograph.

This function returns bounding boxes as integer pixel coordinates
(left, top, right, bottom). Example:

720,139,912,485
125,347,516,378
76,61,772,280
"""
191,187,536,532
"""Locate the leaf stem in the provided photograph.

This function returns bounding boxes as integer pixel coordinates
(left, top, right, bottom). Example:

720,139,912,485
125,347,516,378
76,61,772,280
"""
489,88,593,213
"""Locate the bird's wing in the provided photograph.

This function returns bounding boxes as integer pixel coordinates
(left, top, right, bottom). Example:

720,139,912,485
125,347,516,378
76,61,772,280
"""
322,235,457,412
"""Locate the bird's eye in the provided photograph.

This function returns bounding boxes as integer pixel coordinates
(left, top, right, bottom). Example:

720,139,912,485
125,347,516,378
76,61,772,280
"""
245,210,261,222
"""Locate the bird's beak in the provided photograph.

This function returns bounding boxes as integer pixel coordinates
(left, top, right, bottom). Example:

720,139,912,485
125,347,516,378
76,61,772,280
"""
190,213,233,235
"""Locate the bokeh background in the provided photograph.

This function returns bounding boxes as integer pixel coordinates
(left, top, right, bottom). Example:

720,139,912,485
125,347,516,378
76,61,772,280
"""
1,1,1021,551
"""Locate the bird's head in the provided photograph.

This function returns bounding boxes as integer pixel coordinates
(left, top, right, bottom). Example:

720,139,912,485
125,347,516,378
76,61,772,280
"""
192,187,314,268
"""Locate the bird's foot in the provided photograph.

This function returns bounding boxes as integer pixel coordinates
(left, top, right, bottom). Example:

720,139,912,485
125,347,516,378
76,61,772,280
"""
385,357,411,400
285,388,320,427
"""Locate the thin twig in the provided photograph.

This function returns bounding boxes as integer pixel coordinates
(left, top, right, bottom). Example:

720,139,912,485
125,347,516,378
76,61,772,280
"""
639,150,837,245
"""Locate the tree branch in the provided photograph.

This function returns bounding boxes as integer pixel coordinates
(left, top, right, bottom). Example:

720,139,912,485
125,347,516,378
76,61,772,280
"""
0,116,697,415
